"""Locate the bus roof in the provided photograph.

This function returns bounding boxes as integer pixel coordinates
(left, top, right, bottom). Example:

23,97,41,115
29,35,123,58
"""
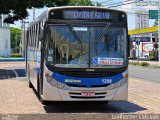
28,6,126,28
47,6,126,13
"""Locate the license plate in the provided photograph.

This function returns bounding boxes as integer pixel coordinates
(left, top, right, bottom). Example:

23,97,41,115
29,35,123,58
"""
81,92,95,96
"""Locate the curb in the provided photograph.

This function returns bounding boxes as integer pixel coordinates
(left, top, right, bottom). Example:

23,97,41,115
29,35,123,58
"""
0,62,25,64
0,58,25,62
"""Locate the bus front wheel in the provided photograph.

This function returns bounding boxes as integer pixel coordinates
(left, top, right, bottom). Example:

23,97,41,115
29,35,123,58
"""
101,101,109,104
37,74,48,105
39,97,48,105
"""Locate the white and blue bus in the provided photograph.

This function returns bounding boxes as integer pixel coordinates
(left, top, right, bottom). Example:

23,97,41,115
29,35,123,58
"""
26,6,130,104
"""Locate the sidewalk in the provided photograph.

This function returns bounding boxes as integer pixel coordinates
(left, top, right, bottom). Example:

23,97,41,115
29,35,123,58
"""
129,59,160,67
0,77,160,114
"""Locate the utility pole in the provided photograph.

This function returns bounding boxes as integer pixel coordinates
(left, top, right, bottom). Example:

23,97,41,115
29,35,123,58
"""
137,11,147,62
137,13,141,63
158,1,160,62
21,20,29,57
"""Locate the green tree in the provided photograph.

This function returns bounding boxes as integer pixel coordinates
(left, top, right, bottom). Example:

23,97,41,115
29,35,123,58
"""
10,27,21,53
0,0,70,23
69,0,93,6
95,2,103,7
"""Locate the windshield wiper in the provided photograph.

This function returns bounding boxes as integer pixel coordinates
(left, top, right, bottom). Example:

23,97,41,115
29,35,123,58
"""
67,23,83,54
96,23,110,43
67,23,82,44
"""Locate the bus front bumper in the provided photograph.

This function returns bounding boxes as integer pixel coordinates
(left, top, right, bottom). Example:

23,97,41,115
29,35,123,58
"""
43,81,128,101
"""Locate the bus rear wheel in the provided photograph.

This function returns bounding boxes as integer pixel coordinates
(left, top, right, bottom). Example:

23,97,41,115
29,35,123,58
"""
29,80,33,88
101,101,109,104
27,65,33,88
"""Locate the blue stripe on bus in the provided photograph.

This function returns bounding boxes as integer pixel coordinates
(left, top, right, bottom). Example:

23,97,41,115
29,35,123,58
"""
52,73,123,88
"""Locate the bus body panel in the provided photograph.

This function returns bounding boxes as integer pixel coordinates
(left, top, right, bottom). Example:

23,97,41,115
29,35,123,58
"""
113,83,128,100
28,49,38,91
27,6,129,102
42,77,128,101
43,76,62,101
28,49,41,91
42,67,128,101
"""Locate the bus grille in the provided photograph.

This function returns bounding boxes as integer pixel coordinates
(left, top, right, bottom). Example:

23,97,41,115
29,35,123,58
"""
58,71,117,78
66,84,110,88
70,96,105,99
69,92,107,95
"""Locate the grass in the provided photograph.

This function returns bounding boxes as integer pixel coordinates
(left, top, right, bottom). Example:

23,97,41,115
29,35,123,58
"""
139,62,149,66
0,56,7,58
129,62,150,67
148,66,160,69
129,61,160,69
129,62,139,66
10,54,22,58
0,54,22,58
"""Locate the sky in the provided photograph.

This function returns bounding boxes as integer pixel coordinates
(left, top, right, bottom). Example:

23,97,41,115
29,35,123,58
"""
10,0,159,30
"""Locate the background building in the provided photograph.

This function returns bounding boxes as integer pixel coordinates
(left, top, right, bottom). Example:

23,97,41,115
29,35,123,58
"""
135,10,149,29
0,15,11,57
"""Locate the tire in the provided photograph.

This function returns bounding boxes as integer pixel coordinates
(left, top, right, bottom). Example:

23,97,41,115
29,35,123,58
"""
37,74,48,105
101,101,109,104
27,65,33,88
29,80,33,88
37,74,40,95
39,96,49,105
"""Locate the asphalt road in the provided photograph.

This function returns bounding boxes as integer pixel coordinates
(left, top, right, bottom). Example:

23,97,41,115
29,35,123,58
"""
1,63,160,118
0,63,26,79
129,65,160,83
10,65,160,83
0,63,160,83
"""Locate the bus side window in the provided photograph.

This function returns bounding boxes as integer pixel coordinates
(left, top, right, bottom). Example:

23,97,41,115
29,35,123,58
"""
29,28,30,47
38,41,41,52
28,29,30,47
30,27,32,47
31,27,33,48
35,24,39,49
31,28,33,47
32,26,35,48
37,22,41,48
34,25,36,48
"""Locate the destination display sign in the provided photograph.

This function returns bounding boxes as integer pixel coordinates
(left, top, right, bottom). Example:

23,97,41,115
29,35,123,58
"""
49,9,114,21
49,8,126,22
63,10,112,20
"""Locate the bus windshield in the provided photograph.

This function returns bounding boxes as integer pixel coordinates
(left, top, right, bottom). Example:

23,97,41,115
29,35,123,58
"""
46,24,127,68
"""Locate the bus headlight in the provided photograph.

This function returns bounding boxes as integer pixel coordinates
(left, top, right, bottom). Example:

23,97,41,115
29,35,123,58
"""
57,82,66,89
45,73,69,90
106,78,127,90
